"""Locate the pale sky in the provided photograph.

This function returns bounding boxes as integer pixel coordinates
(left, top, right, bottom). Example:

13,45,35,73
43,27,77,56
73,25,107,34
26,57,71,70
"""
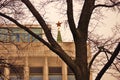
25,0,120,42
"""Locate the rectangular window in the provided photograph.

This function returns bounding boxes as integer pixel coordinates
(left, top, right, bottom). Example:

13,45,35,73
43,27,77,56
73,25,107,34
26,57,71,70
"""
0,33,7,41
30,28,42,42
11,33,17,42
10,76,23,80
49,67,62,74
49,75,62,80
30,67,43,74
0,29,10,42
30,67,43,80
20,33,30,42
10,66,24,80
68,75,75,80
0,27,42,42
30,75,43,80
16,33,20,42
49,67,62,80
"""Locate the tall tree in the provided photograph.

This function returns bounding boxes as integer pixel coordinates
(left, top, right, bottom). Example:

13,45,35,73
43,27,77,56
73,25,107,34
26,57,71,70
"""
0,0,120,80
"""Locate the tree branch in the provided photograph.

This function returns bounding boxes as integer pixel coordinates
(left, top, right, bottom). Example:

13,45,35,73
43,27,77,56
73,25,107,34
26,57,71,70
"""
77,0,95,41
94,2,120,9
66,0,78,40
21,0,60,48
89,50,101,69
20,0,77,70
0,12,51,48
95,42,120,80
0,12,76,73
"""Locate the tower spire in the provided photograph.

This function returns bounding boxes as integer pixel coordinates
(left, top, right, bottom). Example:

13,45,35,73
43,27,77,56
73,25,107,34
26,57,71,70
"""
56,21,62,42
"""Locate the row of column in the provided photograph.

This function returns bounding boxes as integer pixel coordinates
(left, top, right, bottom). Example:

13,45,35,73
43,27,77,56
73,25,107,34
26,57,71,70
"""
24,56,68,80
43,57,68,80
4,56,68,80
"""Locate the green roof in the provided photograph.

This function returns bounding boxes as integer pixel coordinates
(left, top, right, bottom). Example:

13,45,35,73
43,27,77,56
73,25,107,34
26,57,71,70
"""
57,30,62,42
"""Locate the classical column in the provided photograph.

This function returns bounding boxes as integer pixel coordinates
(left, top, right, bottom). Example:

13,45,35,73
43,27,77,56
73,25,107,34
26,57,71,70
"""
24,56,29,80
43,57,48,80
4,67,10,80
62,62,67,80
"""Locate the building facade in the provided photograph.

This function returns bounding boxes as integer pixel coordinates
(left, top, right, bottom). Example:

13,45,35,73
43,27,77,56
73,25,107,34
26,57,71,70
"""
0,24,91,80
0,42,75,80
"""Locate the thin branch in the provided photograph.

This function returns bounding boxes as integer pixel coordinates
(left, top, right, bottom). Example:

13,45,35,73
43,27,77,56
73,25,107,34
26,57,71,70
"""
113,63,120,73
103,49,120,73
95,42,120,80
102,46,120,61
94,2,120,9
89,50,101,69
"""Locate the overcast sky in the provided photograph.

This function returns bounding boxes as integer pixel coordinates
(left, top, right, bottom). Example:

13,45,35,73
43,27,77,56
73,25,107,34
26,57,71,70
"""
11,0,120,42
31,0,120,42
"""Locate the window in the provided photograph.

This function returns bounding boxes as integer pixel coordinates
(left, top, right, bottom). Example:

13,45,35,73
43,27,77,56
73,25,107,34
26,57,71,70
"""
49,75,62,80
10,66,24,80
0,27,42,42
30,67,43,80
49,67,62,80
10,76,23,80
30,28,42,42
16,33,20,42
0,28,10,42
68,75,75,80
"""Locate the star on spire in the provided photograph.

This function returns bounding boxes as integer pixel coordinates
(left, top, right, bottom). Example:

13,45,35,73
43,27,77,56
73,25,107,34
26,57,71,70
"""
56,21,62,28
56,21,61,29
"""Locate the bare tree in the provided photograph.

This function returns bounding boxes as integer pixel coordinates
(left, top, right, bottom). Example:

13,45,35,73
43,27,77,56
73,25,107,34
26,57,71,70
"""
88,22,120,79
0,0,120,80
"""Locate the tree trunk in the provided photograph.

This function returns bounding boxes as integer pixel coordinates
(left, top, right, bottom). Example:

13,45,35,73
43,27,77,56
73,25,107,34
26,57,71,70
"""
74,39,90,80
